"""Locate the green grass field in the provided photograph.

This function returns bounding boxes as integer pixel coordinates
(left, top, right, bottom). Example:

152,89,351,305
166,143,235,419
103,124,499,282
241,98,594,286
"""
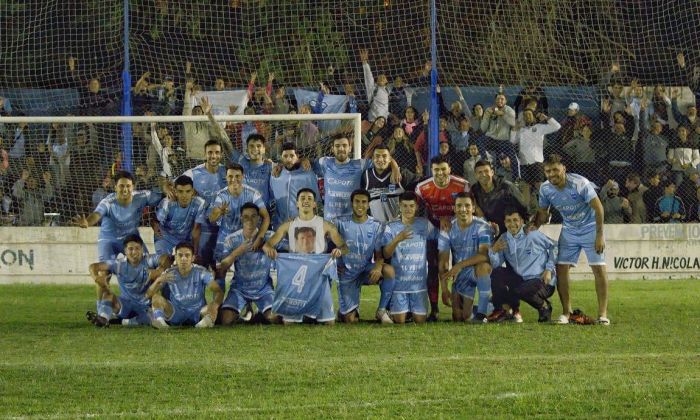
1,280,699,419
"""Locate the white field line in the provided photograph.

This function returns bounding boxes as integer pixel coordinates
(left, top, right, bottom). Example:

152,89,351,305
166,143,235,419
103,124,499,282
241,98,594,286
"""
1,352,698,368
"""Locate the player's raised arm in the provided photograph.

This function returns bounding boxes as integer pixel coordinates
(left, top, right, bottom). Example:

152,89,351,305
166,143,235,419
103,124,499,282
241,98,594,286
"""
74,211,101,228
253,207,271,250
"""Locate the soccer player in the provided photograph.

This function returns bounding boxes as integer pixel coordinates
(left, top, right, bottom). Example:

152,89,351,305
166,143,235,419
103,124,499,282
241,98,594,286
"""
218,203,275,325
74,170,162,262
263,188,347,257
533,154,610,325
209,162,270,289
152,175,207,256
181,139,228,268
86,234,172,327
382,191,438,324
471,159,528,235
147,242,224,329
314,134,399,221
437,193,493,322
415,155,470,321
336,189,396,324
230,134,273,204
487,207,556,323
269,142,320,228
362,143,419,222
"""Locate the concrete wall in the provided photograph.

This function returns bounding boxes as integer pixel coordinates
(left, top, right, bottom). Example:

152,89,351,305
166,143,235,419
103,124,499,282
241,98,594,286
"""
1,225,698,284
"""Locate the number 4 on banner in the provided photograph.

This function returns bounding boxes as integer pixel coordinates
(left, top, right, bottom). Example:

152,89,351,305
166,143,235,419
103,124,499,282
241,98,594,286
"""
291,265,308,293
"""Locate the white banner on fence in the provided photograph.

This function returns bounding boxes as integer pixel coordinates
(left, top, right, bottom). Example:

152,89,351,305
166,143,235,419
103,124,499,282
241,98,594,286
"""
0,225,699,284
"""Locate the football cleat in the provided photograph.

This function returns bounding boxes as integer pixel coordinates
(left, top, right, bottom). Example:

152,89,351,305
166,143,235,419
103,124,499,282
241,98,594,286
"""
538,303,553,323
569,309,595,325
86,311,109,328
596,317,611,326
376,309,393,324
195,314,214,328
151,317,169,329
511,310,523,323
486,308,508,323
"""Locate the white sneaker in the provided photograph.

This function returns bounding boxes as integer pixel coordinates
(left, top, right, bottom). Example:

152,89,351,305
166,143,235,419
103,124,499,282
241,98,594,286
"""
512,311,523,323
596,317,610,326
555,314,570,324
152,317,169,329
195,314,214,328
376,309,393,324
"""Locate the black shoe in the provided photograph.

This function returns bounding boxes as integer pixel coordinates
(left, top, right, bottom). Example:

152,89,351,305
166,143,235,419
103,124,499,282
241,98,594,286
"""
471,312,487,323
537,302,553,323
86,311,109,328
427,312,439,322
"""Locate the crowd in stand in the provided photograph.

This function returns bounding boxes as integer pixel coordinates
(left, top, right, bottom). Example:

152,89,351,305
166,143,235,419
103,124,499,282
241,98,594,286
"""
0,53,699,226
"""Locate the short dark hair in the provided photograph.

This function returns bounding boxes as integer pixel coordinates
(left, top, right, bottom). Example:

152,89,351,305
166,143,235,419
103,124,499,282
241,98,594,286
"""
399,191,417,203
174,175,193,187
294,226,316,239
297,188,317,200
626,172,641,184
240,202,259,215
351,189,370,202
454,192,473,202
503,206,524,221
246,133,266,145
430,155,449,167
372,143,390,153
543,154,564,166
123,234,144,247
175,242,195,254
281,142,297,152
113,170,134,183
331,133,350,144
226,162,245,174
204,139,222,150
474,159,492,170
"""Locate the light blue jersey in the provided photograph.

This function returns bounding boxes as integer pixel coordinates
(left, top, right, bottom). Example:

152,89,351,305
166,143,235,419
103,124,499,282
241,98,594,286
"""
438,217,492,285
209,185,266,260
105,254,161,307
272,253,338,322
270,166,319,227
382,218,437,293
95,190,162,241
336,215,384,281
163,265,214,314
315,157,369,220
231,150,273,204
220,230,274,299
539,173,597,232
155,196,207,249
182,164,227,232
489,228,556,284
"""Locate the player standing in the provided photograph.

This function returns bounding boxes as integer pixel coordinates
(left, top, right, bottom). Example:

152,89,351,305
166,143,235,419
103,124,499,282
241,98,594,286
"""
533,154,609,325
381,191,438,324
152,175,207,256
415,156,470,321
336,189,395,324
269,142,320,228
437,193,492,322
362,143,419,222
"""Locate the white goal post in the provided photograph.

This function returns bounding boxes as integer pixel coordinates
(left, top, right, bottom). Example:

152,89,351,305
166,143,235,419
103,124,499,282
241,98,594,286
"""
0,112,364,160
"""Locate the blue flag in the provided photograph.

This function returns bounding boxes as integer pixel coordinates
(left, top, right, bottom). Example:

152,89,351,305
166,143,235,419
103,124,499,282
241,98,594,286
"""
293,89,348,133
273,253,338,319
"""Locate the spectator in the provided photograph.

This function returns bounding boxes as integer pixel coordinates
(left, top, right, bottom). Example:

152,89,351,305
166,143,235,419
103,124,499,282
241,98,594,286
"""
643,170,665,222
667,125,700,186
439,86,471,139
463,143,490,186
600,180,630,223
387,126,422,177
640,120,669,175
400,106,421,142
559,102,592,147
8,122,28,163
624,172,648,223
438,140,463,177
496,154,514,183
510,110,561,190
481,93,518,178
46,124,71,190
513,82,548,115
648,85,674,131
12,170,54,226
670,89,698,129
676,52,700,109
389,76,408,117
562,125,598,183
602,122,634,184
273,86,291,115
470,103,485,137
362,116,387,149
360,49,389,122
678,168,700,221
182,79,216,162
92,175,113,209
0,133,8,180
654,181,685,223
415,113,450,169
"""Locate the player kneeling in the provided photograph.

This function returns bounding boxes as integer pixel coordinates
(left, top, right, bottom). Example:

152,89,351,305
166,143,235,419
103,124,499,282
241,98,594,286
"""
486,208,556,323
437,193,493,322
147,242,224,329
86,234,172,327
336,190,395,324
217,203,276,325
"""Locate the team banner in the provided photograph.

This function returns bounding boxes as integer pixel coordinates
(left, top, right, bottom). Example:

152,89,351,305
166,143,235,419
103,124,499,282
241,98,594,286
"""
292,89,348,132
272,253,337,318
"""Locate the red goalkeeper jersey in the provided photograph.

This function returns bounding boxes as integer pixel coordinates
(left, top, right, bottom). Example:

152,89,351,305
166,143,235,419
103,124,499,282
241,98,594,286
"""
415,175,470,226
